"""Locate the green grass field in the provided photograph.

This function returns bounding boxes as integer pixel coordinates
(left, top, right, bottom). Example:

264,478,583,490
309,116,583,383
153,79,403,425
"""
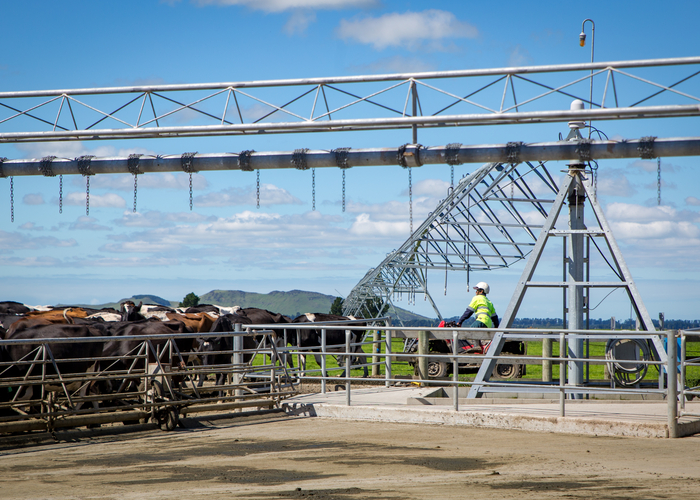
259,334,700,388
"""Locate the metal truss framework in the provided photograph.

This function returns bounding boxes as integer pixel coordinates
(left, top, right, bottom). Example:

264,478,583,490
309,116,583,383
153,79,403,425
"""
342,161,560,320
1,57,699,143
467,166,665,398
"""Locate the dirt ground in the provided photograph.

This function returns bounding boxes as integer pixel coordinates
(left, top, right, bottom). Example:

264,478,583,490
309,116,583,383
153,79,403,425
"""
1,410,700,500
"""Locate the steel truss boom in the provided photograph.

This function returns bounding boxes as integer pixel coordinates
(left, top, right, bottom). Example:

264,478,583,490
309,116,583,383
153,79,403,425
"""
1,137,699,177
1,56,699,143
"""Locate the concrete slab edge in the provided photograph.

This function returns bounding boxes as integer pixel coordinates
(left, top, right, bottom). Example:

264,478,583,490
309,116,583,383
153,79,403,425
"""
310,403,674,439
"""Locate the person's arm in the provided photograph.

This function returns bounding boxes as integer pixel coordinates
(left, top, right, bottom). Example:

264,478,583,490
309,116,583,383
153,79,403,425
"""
458,307,475,326
491,315,500,328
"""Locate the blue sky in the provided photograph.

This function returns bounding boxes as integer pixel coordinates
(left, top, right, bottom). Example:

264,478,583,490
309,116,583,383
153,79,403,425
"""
0,0,699,321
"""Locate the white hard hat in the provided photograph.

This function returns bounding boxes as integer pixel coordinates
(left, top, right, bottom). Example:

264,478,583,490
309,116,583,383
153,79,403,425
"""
473,282,490,294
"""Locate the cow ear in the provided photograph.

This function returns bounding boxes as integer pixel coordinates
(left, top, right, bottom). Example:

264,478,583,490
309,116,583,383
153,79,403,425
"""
137,301,143,311
119,302,125,312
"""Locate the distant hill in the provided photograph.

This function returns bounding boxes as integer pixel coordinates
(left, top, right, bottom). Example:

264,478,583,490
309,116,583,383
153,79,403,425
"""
201,289,339,317
68,289,434,324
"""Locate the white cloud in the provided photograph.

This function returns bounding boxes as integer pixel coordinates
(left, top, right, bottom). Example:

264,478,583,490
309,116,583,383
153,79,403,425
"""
71,172,208,191
194,183,303,207
605,202,699,223
686,196,700,206
611,221,700,240
194,0,376,12
64,192,126,208
337,10,478,50
507,45,532,67
0,230,77,251
15,142,154,161
403,178,450,197
349,213,409,237
23,193,45,205
18,222,44,231
284,11,316,35
348,55,437,74
113,210,211,228
595,170,636,197
69,216,112,231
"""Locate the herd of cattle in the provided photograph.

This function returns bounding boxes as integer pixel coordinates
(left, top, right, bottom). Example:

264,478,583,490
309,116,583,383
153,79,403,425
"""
0,300,369,405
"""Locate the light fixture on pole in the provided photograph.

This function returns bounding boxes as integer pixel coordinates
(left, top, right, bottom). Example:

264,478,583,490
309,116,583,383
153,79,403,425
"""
579,18,595,139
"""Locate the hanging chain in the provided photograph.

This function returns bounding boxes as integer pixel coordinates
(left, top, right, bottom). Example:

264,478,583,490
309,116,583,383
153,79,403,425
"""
77,155,95,217
333,147,351,213
450,165,454,189
312,168,316,211
133,174,138,213
256,169,260,209
342,169,346,212
59,175,63,214
128,154,142,213
86,177,90,216
10,177,14,223
189,173,193,210
408,166,413,234
657,157,661,206
181,152,198,211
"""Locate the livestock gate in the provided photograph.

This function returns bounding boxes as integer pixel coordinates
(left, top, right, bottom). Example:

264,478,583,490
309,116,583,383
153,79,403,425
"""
1,56,700,432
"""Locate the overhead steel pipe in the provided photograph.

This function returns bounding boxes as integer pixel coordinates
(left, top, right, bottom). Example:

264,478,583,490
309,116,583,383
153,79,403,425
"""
0,137,699,177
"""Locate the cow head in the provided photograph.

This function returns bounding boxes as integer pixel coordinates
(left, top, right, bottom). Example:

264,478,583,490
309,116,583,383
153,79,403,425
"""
120,301,144,322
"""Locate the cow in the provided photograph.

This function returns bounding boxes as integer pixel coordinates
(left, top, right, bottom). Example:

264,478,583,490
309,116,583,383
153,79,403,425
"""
195,313,254,394
99,319,195,394
291,313,368,378
165,312,217,334
237,308,293,366
119,301,146,322
1,322,107,407
185,304,221,316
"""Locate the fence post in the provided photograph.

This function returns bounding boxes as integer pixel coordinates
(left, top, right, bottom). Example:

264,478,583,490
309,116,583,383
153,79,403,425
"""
233,322,243,401
417,330,428,386
345,329,351,406
453,330,459,411
543,336,553,382
385,329,392,387
559,332,566,417
372,330,380,376
321,328,327,394
681,332,687,411
667,329,678,438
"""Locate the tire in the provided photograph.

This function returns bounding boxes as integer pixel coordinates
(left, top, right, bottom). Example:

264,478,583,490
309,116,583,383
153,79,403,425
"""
428,360,448,378
494,362,517,379
156,408,179,431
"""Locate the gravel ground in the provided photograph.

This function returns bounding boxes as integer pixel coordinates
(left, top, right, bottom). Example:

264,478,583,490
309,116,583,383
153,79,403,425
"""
1,408,700,499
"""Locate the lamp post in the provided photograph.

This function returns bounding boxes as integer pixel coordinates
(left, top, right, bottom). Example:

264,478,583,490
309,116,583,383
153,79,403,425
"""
579,19,595,139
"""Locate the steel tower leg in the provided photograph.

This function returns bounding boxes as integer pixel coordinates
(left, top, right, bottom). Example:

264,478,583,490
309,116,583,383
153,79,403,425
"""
467,168,666,398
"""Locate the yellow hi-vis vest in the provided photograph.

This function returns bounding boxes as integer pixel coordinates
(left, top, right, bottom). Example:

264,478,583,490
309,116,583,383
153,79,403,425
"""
468,295,497,328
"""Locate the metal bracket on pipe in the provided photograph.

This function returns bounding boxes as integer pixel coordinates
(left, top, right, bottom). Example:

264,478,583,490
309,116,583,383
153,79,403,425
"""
638,136,657,159
398,143,423,168
506,141,523,164
0,157,6,178
40,156,57,177
332,147,351,169
127,154,142,175
575,138,592,162
292,148,310,170
77,155,95,176
180,152,198,173
445,143,462,165
238,150,254,171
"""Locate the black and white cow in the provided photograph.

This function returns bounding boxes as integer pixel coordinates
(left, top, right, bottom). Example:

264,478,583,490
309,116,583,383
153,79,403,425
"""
292,313,368,377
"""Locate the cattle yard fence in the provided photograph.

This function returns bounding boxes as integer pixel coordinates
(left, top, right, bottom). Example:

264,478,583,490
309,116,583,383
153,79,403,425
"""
1,320,693,437
0,328,296,435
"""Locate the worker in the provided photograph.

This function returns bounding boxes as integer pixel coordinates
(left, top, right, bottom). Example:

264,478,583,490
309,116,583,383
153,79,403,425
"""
456,282,499,352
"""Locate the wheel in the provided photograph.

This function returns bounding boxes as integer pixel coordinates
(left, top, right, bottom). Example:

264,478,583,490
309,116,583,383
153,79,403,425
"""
428,360,448,378
494,362,517,379
155,407,179,431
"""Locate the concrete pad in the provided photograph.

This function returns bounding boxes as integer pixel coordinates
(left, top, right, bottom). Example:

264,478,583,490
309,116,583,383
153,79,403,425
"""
285,386,700,439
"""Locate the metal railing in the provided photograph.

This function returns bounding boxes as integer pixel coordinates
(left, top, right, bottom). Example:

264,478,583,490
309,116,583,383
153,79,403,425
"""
0,328,296,434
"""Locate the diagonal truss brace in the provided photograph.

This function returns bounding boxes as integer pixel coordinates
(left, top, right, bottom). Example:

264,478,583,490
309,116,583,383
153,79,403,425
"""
467,169,666,398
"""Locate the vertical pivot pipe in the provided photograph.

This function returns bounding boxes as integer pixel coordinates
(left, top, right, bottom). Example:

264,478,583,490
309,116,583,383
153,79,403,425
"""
417,330,429,386
667,330,678,438
568,164,586,398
